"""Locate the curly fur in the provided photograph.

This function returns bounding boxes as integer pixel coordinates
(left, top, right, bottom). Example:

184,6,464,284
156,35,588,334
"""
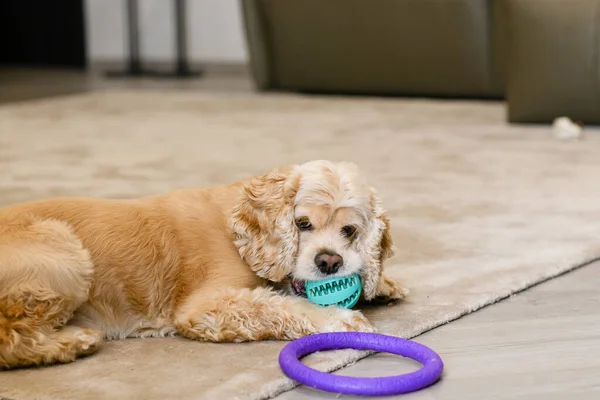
359,187,397,299
230,166,301,281
0,160,406,370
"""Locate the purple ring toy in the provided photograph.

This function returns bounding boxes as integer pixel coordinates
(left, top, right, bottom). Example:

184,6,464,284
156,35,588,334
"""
278,332,444,396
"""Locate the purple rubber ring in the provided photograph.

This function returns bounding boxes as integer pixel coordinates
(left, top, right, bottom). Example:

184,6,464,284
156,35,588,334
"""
278,332,444,396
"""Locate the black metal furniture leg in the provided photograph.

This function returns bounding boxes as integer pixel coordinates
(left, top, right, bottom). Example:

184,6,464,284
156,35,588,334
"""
126,0,142,75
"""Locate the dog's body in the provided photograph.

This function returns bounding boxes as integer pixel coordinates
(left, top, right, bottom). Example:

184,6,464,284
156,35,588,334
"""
0,161,405,369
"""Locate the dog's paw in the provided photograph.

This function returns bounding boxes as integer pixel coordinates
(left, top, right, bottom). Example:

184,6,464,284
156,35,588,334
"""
59,326,104,355
314,308,375,333
370,275,409,305
74,328,104,353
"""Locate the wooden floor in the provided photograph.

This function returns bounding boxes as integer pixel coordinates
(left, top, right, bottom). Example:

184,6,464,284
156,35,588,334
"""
0,64,252,105
278,262,600,400
1,67,599,400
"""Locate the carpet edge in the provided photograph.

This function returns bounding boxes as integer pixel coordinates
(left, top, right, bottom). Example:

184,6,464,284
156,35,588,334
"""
255,254,600,400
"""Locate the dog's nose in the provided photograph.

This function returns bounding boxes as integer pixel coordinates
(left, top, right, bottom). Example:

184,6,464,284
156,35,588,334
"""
314,252,343,275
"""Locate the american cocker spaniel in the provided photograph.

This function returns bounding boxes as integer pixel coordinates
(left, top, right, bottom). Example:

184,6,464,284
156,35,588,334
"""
0,160,406,369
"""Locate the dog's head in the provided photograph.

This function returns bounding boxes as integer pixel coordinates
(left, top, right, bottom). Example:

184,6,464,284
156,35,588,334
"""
229,160,395,300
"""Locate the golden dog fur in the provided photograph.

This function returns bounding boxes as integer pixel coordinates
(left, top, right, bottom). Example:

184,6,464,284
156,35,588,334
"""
0,160,405,369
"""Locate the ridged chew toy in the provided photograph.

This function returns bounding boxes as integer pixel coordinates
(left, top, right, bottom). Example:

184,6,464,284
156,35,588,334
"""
305,273,362,309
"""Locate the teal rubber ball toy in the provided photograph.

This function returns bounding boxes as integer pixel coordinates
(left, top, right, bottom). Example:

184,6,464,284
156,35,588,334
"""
305,273,362,309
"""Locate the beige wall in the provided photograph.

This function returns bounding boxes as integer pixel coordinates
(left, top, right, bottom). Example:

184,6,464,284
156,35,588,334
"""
84,0,248,64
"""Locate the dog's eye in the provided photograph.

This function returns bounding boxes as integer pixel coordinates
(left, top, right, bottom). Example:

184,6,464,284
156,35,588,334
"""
341,225,357,238
295,218,313,231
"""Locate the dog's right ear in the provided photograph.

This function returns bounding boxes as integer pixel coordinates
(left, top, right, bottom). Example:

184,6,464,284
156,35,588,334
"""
229,166,300,282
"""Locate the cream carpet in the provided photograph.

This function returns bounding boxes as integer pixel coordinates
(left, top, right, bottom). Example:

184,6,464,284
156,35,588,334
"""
0,90,599,400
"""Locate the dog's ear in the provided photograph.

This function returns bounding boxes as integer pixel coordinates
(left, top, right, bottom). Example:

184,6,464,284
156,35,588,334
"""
378,211,396,262
359,188,396,300
229,166,300,282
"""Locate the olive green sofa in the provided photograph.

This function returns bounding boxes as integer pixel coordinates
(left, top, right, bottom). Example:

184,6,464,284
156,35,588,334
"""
240,0,600,124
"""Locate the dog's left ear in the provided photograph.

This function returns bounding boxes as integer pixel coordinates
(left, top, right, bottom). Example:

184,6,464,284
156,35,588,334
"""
229,166,300,282
360,188,396,300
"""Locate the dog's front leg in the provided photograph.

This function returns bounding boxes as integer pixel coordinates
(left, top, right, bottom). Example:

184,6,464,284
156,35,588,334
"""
174,287,374,342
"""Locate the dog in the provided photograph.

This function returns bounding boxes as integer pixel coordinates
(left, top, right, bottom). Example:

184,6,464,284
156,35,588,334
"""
0,160,406,369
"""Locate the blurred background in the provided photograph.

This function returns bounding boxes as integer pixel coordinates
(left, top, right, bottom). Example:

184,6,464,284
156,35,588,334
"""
0,0,249,103
1,0,599,125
